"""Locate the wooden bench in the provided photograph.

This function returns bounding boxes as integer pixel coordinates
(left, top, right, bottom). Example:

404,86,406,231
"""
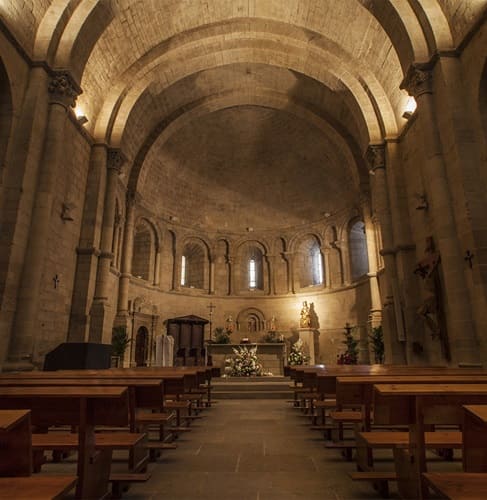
373,383,487,499
0,476,78,500
0,409,77,499
356,430,462,472
0,385,130,499
423,472,487,499
348,471,397,498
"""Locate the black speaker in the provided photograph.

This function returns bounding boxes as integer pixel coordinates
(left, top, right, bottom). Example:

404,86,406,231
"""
43,342,112,371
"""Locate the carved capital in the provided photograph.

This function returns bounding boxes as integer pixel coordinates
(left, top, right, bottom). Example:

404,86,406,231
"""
400,65,433,98
48,71,81,107
107,148,127,174
365,144,386,172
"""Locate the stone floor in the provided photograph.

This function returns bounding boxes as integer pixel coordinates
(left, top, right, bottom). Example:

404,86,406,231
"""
54,398,461,499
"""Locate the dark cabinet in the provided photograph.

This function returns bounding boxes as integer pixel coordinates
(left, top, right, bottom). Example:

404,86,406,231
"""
165,315,208,365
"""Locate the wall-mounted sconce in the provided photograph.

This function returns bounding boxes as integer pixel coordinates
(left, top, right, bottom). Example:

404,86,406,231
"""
77,115,88,125
402,96,417,119
414,193,428,210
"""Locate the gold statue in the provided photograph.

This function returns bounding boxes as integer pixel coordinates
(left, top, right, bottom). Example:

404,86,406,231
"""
300,301,311,328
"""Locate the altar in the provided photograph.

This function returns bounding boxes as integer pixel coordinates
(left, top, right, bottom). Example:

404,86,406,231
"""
207,343,286,376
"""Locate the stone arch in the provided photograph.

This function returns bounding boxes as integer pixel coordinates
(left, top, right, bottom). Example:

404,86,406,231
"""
236,307,267,334
235,240,268,294
180,237,210,291
131,218,157,282
348,218,369,281
135,325,149,367
294,234,325,290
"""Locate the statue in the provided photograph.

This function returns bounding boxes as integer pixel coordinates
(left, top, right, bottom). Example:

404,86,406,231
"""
300,301,311,328
414,237,450,361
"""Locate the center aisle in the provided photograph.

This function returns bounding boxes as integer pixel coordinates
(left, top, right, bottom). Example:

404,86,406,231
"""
126,399,382,500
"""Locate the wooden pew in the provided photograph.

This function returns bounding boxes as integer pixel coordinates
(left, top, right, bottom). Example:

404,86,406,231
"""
420,405,487,499
0,409,78,498
373,383,487,499
0,386,130,499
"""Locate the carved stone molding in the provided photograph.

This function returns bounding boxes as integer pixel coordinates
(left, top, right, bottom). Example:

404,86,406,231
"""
400,65,433,98
107,148,127,174
365,144,386,172
48,71,81,107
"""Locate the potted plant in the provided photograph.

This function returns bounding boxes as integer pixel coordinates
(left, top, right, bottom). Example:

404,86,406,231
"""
369,325,385,364
214,326,232,344
111,326,131,367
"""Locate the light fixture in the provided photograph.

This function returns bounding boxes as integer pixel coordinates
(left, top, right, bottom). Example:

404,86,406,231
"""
74,106,88,125
402,96,417,119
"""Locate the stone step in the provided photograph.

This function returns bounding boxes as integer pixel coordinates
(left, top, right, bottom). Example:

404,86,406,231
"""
211,376,293,399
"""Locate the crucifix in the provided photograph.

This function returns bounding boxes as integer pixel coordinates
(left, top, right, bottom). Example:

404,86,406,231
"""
53,274,60,289
207,302,216,341
464,250,474,269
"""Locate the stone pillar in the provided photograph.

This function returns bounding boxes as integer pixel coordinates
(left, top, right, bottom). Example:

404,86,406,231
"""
284,252,295,293
227,255,234,295
89,149,126,344
267,254,276,295
7,71,80,369
209,258,215,294
153,248,161,287
117,192,138,317
401,65,479,365
362,197,382,330
367,144,406,364
340,237,352,285
111,212,122,268
67,144,108,342
385,140,423,363
323,249,331,288
172,241,182,291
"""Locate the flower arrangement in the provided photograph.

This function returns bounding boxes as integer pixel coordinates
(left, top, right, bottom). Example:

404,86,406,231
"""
213,326,232,344
287,338,308,366
227,345,262,376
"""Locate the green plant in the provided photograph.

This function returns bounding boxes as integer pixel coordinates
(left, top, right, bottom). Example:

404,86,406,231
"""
261,331,284,343
369,325,385,364
214,326,232,344
338,323,358,365
111,326,131,358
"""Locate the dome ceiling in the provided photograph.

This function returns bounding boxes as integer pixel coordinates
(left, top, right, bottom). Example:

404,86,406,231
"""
139,105,358,232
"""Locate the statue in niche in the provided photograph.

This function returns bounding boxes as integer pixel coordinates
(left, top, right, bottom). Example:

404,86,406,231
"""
300,301,311,328
247,316,257,332
414,236,451,361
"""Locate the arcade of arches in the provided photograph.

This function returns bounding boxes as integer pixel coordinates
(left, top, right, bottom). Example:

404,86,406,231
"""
0,1,486,371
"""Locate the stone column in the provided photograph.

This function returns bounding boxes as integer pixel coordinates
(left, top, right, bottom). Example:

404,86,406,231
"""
227,255,234,295
267,254,276,295
367,144,406,364
153,248,161,287
89,149,126,344
7,71,80,369
284,252,295,293
362,197,382,329
117,192,138,317
340,237,352,285
172,240,182,291
111,212,122,268
323,249,331,288
401,65,479,365
209,258,215,294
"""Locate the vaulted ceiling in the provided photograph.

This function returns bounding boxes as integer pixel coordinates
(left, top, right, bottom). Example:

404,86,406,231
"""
1,0,483,231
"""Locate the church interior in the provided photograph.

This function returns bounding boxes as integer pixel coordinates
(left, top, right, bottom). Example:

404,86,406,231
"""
1,1,487,499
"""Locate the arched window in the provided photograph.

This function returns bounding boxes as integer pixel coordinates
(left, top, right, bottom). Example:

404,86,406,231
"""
247,248,263,290
297,236,324,288
132,221,154,281
349,220,369,280
181,240,206,289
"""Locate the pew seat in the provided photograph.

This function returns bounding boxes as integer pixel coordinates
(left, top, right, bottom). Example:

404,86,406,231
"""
109,472,151,499
349,471,397,498
0,476,78,499
32,431,148,472
423,472,487,499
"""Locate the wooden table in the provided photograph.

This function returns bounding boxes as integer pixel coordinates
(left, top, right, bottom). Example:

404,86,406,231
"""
463,405,487,472
0,386,129,499
374,383,487,499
